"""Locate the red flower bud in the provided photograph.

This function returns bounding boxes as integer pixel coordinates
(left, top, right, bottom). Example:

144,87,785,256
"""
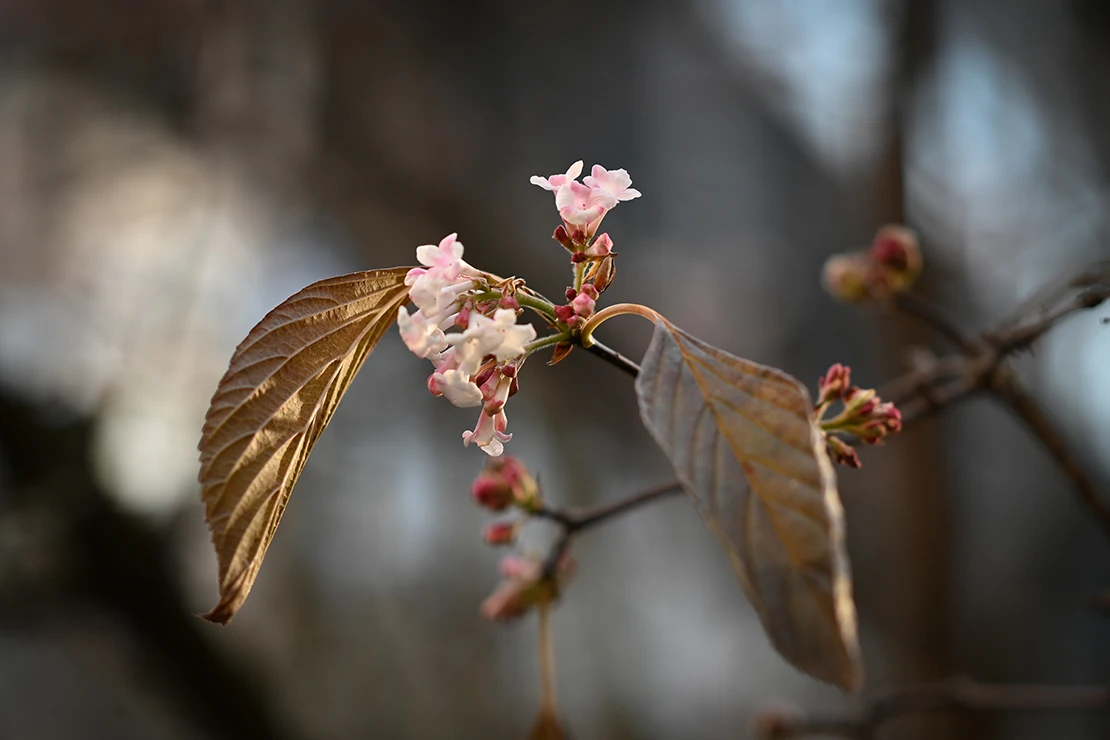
817,363,852,405
482,520,518,546
552,224,574,251
471,477,513,511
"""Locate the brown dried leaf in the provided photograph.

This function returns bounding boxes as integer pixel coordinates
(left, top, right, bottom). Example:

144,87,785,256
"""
198,267,412,624
635,318,862,690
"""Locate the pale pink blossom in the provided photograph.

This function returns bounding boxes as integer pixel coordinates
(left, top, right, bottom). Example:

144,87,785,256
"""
556,181,617,226
413,233,470,280
433,368,484,407
584,165,641,201
529,160,583,192
407,274,474,321
463,408,511,456
449,309,536,371
586,232,614,257
397,307,447,358
480,371,514,413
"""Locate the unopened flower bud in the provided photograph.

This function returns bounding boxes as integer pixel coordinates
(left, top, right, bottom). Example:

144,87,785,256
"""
817,363,852,405
472,455,541,512
571,291,596,318
823,224,924,302
499,295,520,310
565,288,577,301
821,253,871,303
870,225,922,288
482,520,518,546
553,304,576,324
471,476,513,511
481,554,575,622
586,233,614,257
570,251,589,264
552,224,574,251
825,435,861,468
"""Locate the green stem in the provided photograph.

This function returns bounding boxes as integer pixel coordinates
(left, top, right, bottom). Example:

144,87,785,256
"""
573,261,586,293
526,332,571,355
517,293,558,322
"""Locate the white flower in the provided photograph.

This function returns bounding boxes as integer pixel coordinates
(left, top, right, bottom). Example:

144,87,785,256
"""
584,165,641,201
448,309,536,373
433,368,484,407
463,409,511,456
397,307,447,358
529,160,584,192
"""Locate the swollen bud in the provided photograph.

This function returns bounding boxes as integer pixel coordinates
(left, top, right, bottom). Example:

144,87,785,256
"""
822,224,923,303
821,253,871,303
817,363,852,405
482,519,518,546
552,224,574,252
470,456,540,512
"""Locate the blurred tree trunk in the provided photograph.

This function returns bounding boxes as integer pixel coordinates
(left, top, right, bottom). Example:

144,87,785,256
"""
873,0,963,737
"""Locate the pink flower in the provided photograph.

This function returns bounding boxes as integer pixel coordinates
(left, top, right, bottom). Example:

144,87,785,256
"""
584,165,641,202
529,160,584,192
463,408,511,456
586,232,614,257
397,307,447,358
413,233,469,281
555,181,617,226
570,291,595,318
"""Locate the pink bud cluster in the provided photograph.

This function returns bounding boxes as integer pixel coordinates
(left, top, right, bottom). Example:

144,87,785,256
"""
469,457,575,621
815,363,903,468
397,234,537,456
822,225,922,303
480,553,575,622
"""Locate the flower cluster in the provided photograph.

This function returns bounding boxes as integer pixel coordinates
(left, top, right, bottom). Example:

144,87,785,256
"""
470,457,575,621
397,234,537,456
822,225,922,303
396,162,641,455
530,160,640,247
481,552,575,622
815,363,903,468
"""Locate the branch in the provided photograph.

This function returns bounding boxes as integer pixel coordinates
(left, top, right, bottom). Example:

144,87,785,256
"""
891,292,977,353
754,678,1110,739
990,369,1110,536
533,480,684,577
884,269,1110,533
583,338,641,377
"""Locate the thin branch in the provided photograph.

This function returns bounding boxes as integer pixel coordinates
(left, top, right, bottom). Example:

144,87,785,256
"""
533,480,684,578
583,339,641,377
989,369,1110,536
996,263,1110,332
986,284,1110,356
892,292,978,353
755,678,1110,739
870,270,1110,533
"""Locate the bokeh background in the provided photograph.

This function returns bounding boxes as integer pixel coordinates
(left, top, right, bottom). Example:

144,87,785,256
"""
0,1,1107,738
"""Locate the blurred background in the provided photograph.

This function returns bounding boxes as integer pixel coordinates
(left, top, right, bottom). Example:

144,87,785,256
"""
0,0,1107,738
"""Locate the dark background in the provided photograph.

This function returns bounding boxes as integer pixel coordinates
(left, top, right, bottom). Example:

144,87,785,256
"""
0,1,1107,738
